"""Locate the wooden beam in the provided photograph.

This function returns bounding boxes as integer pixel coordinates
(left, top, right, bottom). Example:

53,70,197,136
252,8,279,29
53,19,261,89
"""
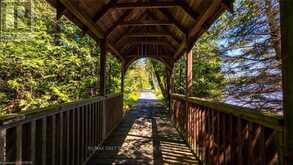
112,2,179,9
108,10,147,43
119,20,173,26
174,0,223,61
107,42,124,63
92,0,119,23
120,41,176,54
186,48,192,97
56,0,65,20
59,0,104,38
280,0,293,163
157,8,188,34
147,11,182,44
99,39,106,96
105,10,132,38
126,32,171,38
113,1,199,21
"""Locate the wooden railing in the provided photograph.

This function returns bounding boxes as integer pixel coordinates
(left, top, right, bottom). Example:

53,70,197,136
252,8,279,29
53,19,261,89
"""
171,94,284,165
0,94,123,165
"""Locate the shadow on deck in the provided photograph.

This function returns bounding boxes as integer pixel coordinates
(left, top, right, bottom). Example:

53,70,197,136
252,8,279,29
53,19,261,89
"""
87,98,200,165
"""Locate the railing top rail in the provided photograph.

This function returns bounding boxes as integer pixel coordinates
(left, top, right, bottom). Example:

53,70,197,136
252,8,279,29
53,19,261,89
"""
171,93,283,130
0,93,123,128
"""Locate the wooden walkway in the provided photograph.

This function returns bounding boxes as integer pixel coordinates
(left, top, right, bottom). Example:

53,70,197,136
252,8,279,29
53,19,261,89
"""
87,93,200,165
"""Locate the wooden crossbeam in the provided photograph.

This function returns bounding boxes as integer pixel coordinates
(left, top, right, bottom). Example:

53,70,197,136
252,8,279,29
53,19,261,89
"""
126,32,171,37
119,20,173,26
120,41,176,54
147,11,182,44
112,1,199,21
112,2,179,9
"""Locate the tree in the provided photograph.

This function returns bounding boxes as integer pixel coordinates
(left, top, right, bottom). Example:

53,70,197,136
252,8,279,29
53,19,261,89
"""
212,0,281,111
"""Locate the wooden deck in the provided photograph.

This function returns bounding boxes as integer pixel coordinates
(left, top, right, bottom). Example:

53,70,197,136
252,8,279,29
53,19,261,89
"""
87,96,200,165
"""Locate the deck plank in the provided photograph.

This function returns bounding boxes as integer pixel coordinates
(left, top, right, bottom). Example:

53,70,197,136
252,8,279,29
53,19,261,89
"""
87,91,200,165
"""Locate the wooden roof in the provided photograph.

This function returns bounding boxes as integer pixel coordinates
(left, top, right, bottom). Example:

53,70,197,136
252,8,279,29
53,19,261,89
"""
47,0,234,68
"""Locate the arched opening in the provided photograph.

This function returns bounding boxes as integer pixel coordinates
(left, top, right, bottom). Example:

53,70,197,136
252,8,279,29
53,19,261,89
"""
123,57,168,110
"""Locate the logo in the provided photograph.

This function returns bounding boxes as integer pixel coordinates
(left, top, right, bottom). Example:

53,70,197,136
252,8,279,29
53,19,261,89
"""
0,0,34,41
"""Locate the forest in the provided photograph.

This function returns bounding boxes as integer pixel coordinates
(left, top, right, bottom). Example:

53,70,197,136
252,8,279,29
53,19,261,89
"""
0,0,282,114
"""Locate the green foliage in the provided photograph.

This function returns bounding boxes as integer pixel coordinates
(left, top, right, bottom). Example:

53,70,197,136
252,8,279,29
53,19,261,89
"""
192,33,225,100
0,0,101,113
124,61,151,109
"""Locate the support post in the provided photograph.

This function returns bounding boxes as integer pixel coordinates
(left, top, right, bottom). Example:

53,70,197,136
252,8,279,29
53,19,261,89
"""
186,48,193,97
280,0,293,163
99,39,106,96
166,69,172,111
121,64,125,93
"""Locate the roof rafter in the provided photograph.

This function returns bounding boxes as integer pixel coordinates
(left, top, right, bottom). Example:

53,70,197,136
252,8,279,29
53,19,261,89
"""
174,0,225,60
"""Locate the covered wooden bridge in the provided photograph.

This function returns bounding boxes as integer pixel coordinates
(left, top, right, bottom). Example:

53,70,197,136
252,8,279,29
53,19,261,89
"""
0,0,293,164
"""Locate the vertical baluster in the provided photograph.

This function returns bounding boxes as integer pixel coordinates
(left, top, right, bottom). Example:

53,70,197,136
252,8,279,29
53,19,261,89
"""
71,110,76,165
85,104,89,158
42,118,47,165
51,115,56,165
94,102,97,146
202,107,206,162
247,122,252,165
76,108,80,164
237,118,243,165
81,106,85,162
222,114,226,164
220,113,226,164
59,112,63,165
30,121,36,165
65,111,70,165
102,99,107,140
89,104,93,152
259,126,265,165
229,115,236,165
0,128,6,162
207,109,212,164
16,125,22,164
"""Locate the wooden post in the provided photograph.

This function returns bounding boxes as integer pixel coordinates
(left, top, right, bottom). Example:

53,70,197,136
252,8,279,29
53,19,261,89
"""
166,69,172,110
121,64,125,93
99,39,106,96
186,48,193,97
280,0,293,163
